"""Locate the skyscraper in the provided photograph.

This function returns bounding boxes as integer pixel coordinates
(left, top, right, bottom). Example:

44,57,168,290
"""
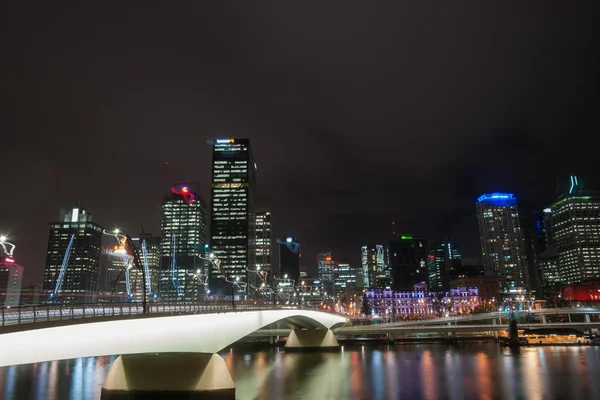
388,235,426,290
317,252,335,294
476,193,529,295
132,234,161,296
255,210,272,274
277,236,300,284
43,207,103,304
427,238,462,291
535,208,554,254
0,236,23,307
551,175,600,285
100,244,130,296
160,184,207,303
333,263,359,297
361,244,387,288
209,138,257,297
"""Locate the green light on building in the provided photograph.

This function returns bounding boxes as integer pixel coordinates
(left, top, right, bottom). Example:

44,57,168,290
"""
401,235,413,240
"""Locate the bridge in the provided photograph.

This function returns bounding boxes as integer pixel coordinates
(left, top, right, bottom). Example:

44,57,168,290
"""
0,305,347,398
1,304,599,397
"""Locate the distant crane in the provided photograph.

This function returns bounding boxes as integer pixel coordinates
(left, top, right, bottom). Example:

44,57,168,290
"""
50,234,75,301
170,233,182,298
141,239,152,296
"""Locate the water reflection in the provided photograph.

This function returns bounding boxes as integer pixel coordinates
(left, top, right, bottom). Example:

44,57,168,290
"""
0,345,599,399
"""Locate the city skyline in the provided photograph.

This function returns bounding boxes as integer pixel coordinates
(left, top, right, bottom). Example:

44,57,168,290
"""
3,3,600,399
2,3,600,285
2,171,600,286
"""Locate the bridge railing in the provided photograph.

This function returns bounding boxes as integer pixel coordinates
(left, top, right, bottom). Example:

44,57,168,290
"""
0,301,342,328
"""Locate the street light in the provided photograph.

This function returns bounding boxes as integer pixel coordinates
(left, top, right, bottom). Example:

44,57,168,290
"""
197,253,237,310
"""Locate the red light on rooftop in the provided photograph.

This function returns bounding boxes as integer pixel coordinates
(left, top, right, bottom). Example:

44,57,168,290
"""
5,258,14,263
428,255,435,259
325,256,332,261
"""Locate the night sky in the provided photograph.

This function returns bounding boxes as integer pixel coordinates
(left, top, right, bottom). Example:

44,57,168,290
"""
2,2,600,285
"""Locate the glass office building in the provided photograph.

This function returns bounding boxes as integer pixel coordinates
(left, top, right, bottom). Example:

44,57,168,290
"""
209,138,257,297
476,193,529,295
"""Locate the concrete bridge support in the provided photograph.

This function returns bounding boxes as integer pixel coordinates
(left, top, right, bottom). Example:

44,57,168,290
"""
387,333,395,343
101,353,235,399
493,318,498,339
284,329,339,351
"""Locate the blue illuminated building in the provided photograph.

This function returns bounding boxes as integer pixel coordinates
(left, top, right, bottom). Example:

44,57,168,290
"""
476,193,530,295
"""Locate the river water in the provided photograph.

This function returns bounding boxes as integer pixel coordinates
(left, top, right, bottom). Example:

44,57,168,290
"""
0,343,599,399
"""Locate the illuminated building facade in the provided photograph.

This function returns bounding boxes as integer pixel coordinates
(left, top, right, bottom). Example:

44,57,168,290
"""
317,252,335,294
160,185,207,303
427,238,462,291
132,234,161,295
209,138,257,297
0,237,23,307
551,175,600,285
361,244,388,288
476,193,530,295
562,280,600,302
255,210,272,274
364,284,479,319
100,246,130,296
333,263,359,296
388,235,426,290
43,207,103,304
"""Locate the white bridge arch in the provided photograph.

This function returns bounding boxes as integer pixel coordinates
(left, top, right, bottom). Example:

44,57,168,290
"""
0,309,347,367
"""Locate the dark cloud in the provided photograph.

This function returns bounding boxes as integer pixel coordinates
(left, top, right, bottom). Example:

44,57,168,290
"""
2,1,600,282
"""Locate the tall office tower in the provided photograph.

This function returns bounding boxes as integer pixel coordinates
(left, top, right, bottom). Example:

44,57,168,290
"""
255,210,272,275
388,235,426,290
427,238,462,292
276,236,300,285
476,193,530,295
551,175,600,285
535,208,554,254
333,263,358,297
43,207,103,304
100,245,129,294
132,234,161,295
361,244,387,288
160,184,207,303
0,237,23,307
209,138,257,297
317,252,335,294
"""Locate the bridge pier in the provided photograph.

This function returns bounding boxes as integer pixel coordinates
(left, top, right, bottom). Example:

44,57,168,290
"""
101,353,235,399
493,318,498,339
284,328,339,351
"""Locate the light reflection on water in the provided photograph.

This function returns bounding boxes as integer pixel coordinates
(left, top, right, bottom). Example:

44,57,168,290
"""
0,344,599,399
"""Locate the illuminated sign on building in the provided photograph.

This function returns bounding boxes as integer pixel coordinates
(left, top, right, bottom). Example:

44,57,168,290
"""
216,139,235,144
171,186,195,205
477,193,515,203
